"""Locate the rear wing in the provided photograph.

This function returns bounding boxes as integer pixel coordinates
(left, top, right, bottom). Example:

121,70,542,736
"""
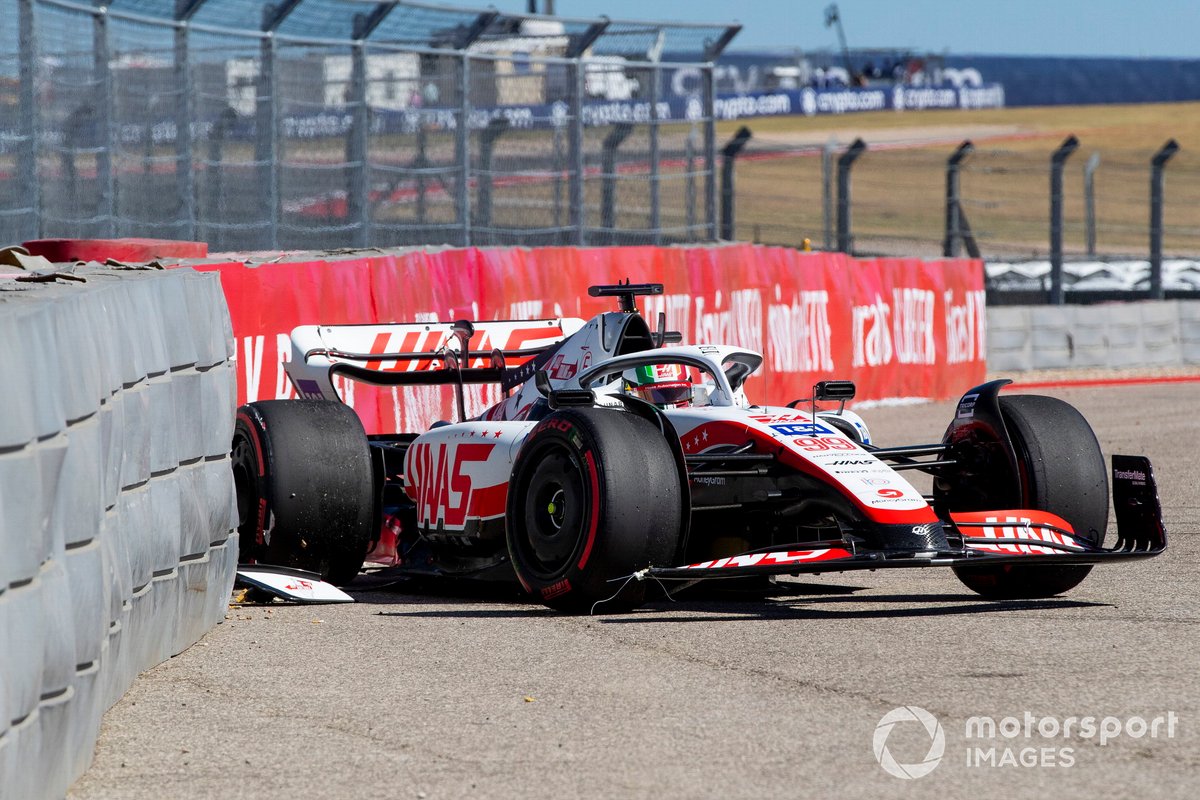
283,318,586,403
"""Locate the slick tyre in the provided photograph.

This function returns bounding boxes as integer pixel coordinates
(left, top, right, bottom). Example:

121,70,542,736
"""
232,400,375,586
951,395,1108,599
506,407,683,613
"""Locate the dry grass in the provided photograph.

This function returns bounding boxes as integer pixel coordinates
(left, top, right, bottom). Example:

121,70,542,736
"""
719,102,1200,258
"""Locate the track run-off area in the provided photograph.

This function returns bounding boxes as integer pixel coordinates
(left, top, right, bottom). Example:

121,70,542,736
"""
69,380,1199,799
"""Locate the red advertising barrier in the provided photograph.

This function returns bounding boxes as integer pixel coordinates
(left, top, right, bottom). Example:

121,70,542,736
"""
190,244,985,433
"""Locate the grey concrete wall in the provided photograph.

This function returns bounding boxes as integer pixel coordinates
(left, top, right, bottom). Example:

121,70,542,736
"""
987,300,1200,372
0,265,238,798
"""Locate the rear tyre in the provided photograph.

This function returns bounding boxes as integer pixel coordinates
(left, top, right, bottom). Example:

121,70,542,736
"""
506,407,683,613
949,395,1108,599
232,400,375,586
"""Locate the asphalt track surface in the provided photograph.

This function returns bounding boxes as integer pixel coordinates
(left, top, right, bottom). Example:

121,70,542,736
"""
69,382,1199,799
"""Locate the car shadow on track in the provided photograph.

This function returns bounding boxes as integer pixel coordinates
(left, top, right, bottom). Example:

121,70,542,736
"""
599,594,1109,624
346,574,1110,621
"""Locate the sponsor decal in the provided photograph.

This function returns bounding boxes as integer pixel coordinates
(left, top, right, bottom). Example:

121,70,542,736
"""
714,92,794,120
944,289,987,365
767,289,834,372
893,86,959,112
691,476,727,486
957,392,979,419
295,379,324,399
877,488,905,498
546,353,579,380
770,421,835,437
790,436,859,453
408,441,498,529
963,515,1085,554
1114,468,1147,482
694,289,764,353
852,288,937,368
686,549,850,569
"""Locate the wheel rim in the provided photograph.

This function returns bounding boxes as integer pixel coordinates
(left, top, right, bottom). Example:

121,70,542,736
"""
517,446,590,578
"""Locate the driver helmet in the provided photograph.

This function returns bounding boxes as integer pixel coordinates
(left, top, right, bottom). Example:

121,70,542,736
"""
623,363,693,409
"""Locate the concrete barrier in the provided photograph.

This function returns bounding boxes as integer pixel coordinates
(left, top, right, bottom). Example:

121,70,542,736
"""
0,264,237,798
987,300,1200,372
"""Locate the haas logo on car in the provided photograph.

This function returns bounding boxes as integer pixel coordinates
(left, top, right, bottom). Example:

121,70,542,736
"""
406,442,497,529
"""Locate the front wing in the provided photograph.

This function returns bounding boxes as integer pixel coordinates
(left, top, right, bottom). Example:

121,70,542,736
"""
642,454,1167,582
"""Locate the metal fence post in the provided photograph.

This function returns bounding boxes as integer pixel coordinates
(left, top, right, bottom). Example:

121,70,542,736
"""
173,22,196,240
719,126,751,241
822,136,836,250
1150,138,1180,301
1084,152,1100,257
17,0,40,239
647,63,661,244
1049,135,1079,305
943,140,973,257
476,118,510,240
256,32,279,249
600,123,634,243
415,124,430,227
93,4,115,236
836,138,867,253
569,59,586,245
702,65,717,240
347,38,369,248
553,124,565,231
458,53,471,246
685,125,697,240
204,108,236,249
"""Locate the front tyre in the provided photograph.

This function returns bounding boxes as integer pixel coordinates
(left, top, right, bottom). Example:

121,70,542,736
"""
949,394,1108,599
506,408,683,613
232,400,375,586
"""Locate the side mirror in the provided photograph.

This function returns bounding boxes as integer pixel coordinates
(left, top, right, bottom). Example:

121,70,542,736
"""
788,380,856,415
813,380,855,402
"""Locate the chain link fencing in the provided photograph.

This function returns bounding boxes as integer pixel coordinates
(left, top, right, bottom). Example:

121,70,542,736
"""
729,132,1200,264
2,0,737,252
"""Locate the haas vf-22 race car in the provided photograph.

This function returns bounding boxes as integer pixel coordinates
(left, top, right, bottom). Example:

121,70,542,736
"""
232,283,1166,612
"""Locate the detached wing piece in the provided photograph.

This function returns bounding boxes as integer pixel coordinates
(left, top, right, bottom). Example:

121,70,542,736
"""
236,565,355,604
284,318,585,400
644,455,1166,582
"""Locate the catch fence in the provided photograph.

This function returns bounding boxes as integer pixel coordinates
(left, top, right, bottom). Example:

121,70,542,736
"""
1,0,739,251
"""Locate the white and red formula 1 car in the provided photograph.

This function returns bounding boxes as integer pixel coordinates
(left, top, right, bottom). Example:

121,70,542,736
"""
232,283,1166,611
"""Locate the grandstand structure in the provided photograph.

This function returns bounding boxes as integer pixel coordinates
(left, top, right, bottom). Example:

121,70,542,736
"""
1,0,740,250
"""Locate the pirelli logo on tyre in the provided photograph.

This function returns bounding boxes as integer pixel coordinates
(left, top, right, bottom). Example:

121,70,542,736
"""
534,416,586,451
541,578,572,600
537,418,574,434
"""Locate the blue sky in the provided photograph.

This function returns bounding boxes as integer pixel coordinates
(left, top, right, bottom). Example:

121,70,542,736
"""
482,0,1200,58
